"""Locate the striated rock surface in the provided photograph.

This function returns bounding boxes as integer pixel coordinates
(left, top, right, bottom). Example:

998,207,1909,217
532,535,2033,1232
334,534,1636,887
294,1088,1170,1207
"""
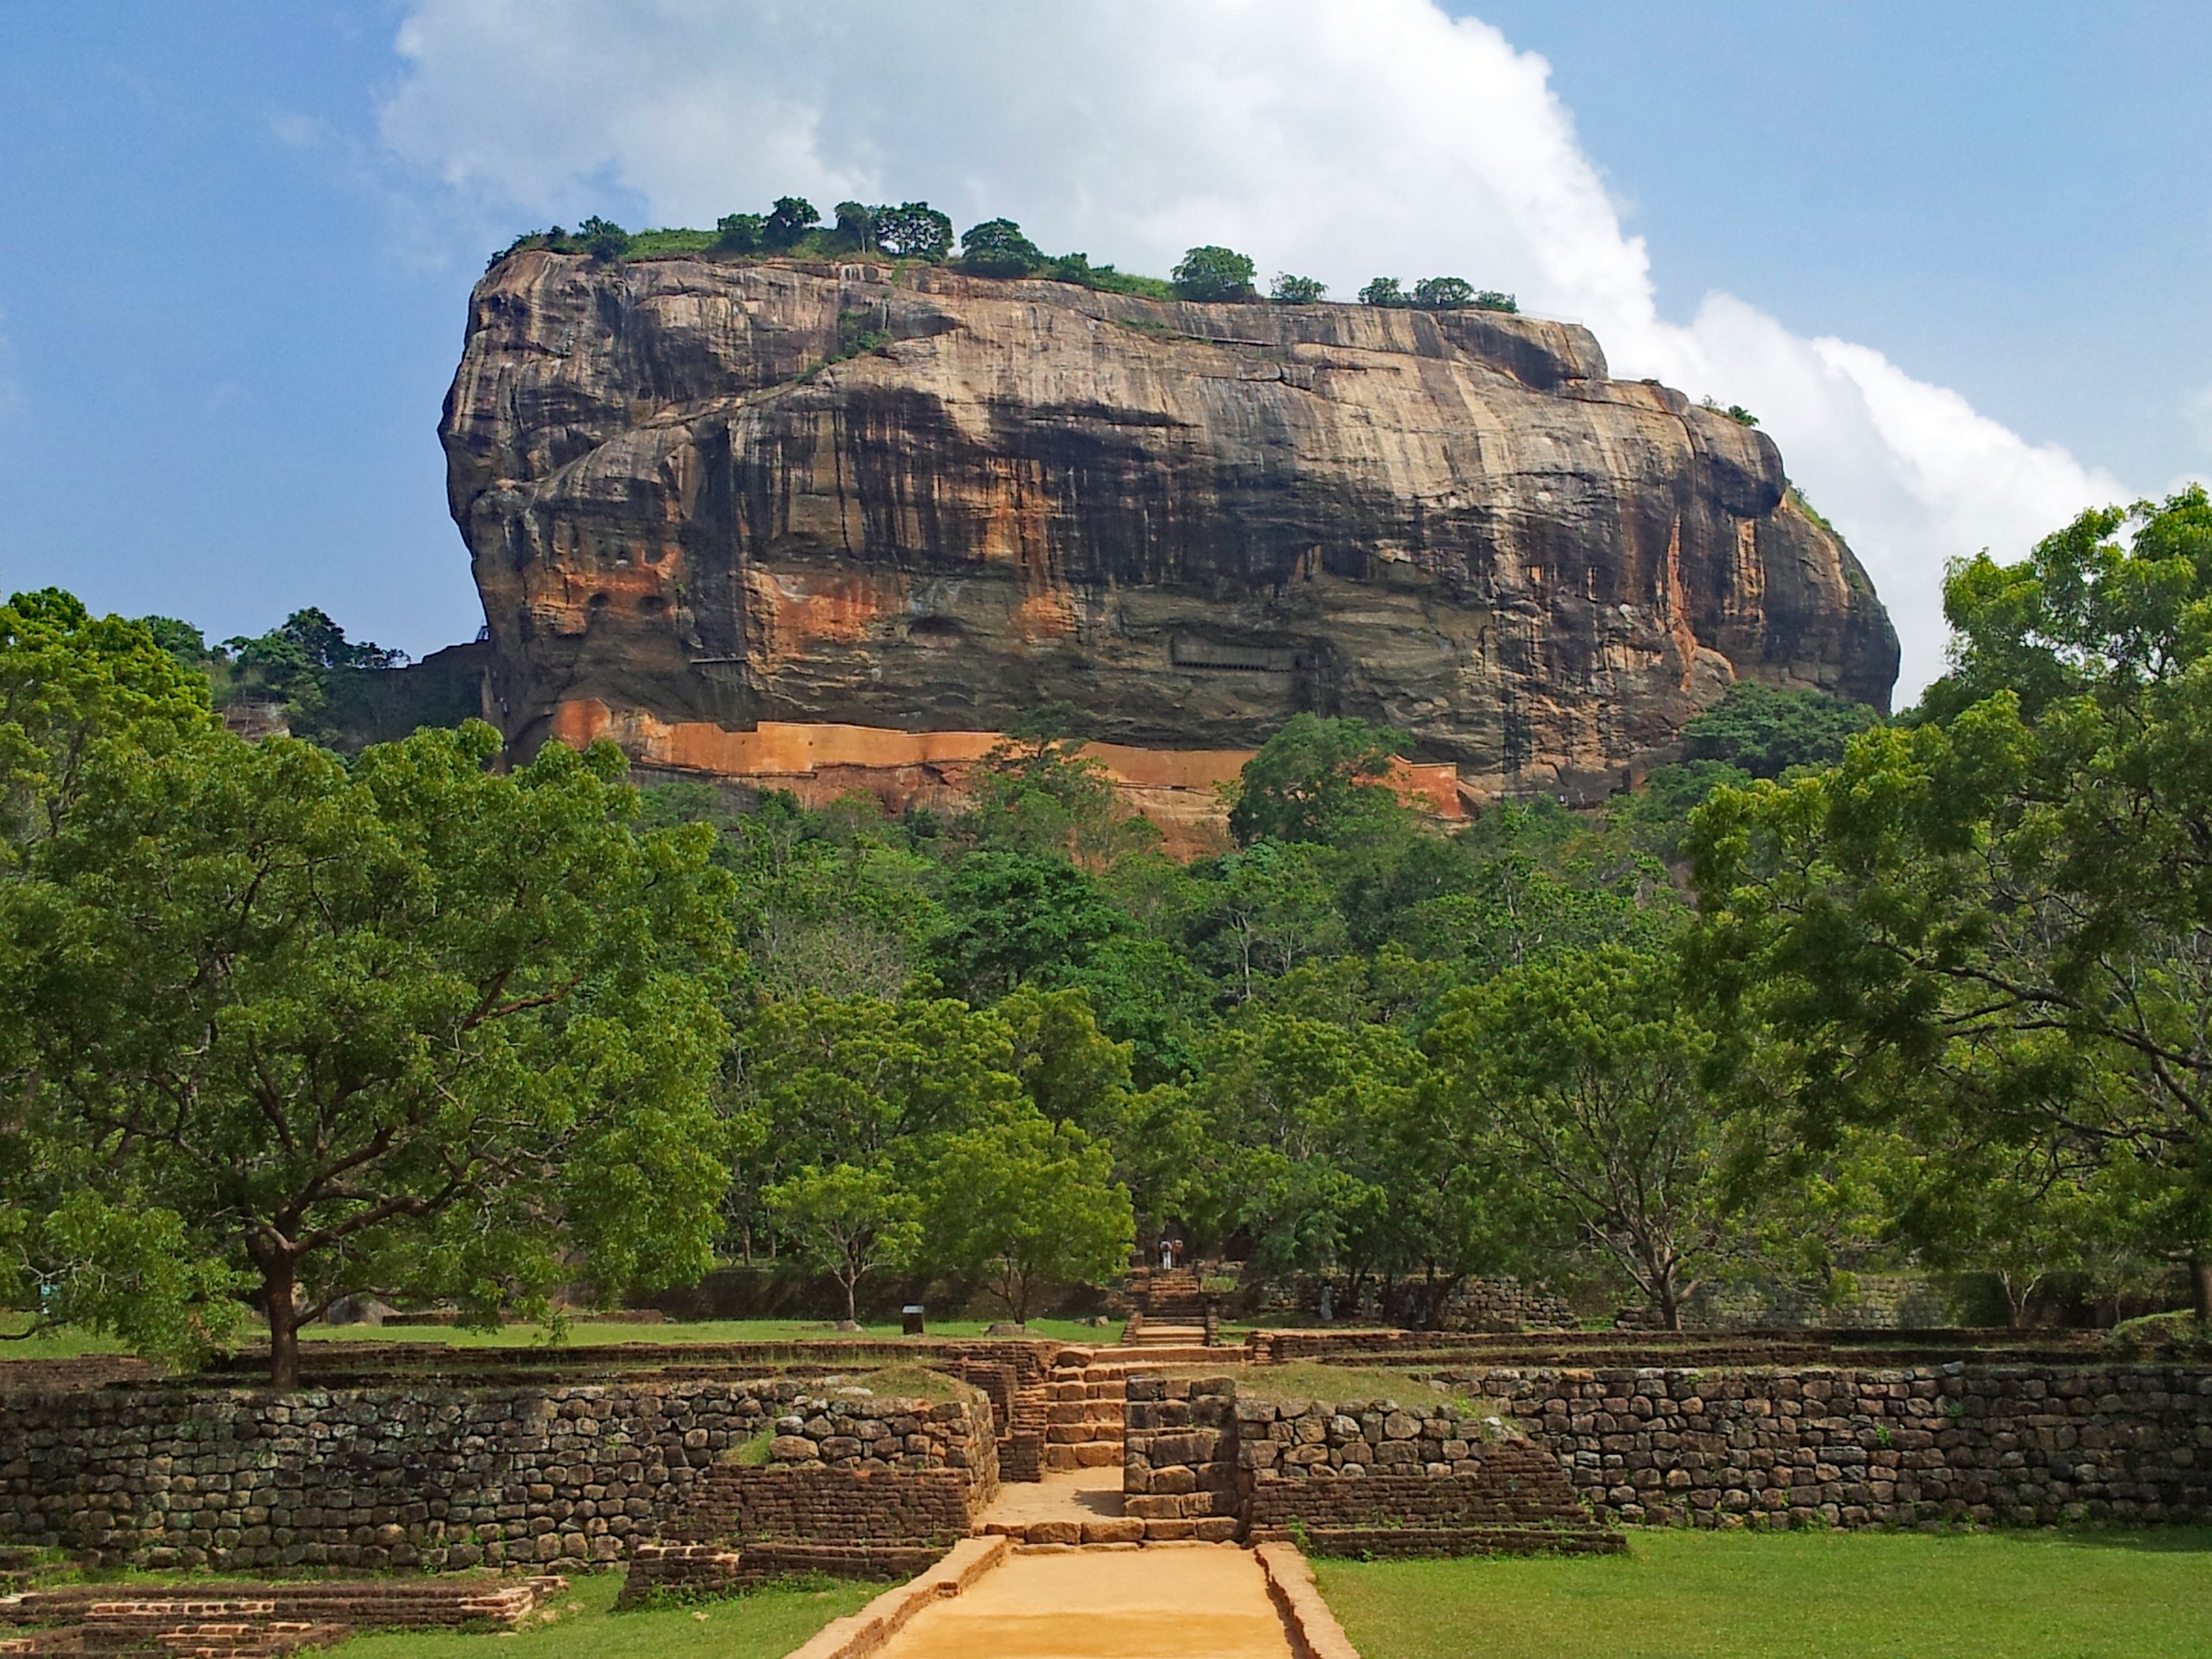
443,251,1897,810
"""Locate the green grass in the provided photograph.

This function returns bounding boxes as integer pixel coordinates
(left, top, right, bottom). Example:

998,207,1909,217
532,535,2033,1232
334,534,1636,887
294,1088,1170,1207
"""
0,1313,130,1359
296,1316,1111,1348
328,1568,870,1659
1315,1528,2212,1659
0,1313,1114,1365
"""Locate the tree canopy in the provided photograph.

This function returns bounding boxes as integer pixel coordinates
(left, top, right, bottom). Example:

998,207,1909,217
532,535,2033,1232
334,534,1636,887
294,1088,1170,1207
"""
1171,245,1258,302
0,652,739,1382
21,500,2208,1353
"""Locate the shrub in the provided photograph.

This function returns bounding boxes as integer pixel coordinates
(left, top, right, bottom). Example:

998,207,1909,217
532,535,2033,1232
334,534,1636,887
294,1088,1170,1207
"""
1411,276,1475,309
1270,273,1328,304
1357,276,1409,308
1171,245,1258,302
714,213,764,253
960,218,1047,277
1471,289,1518,312
577,216,630,261
1700,395,1760,428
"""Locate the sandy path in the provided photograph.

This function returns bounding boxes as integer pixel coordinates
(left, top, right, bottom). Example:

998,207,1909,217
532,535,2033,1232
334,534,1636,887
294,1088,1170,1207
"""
874,1545,1296,1659
976,1467,1125,1526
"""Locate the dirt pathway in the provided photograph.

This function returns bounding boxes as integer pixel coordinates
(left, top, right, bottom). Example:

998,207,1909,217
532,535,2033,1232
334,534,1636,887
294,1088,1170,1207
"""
872,1545,1297,1659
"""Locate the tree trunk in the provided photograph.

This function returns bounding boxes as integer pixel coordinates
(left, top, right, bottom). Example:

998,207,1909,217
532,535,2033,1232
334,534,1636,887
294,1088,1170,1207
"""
842,1270,859,1325
262,1254,302,1390
2193,1254,2212,1323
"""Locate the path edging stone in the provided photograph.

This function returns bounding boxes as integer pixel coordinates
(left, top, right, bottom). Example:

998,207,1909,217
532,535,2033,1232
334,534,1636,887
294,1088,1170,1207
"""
1255,1542,1362,1659
777,1534,1008,1659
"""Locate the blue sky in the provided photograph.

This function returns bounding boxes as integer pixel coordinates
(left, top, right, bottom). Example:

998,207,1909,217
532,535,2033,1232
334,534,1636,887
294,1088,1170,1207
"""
1,2,2207,690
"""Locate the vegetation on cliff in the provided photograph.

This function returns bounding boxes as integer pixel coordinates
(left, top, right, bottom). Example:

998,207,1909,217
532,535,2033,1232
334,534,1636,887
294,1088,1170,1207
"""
488,193,1516,312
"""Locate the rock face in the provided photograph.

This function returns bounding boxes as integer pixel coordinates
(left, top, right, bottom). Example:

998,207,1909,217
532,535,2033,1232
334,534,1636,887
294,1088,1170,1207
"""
443,251,1896,809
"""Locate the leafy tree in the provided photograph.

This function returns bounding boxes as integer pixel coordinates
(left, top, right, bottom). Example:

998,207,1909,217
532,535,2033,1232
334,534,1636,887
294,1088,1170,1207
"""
958,219,1046,277
577,216,630,260
724,792,941,999
1431,947,1750,1328
1,591,214,861
0,722,737,1383
220,608,406,743
1270,273,1328,304
1394,804,1679,976
998,984,1132,1136
1047,932,1214,1088
922,1115,1132,1322
832,201,876,251
1170,245,1258,302
871,202,954,262
1689,488,2212,1317
1358,277,1410,308
1180,1010,1407,1278
964,703,1156,866
730,989,1029,1181
1411,276,1475,310
1610,760,1754,863
227,607,405,674
763,197,821,249
926,851,1128,1002
1229,712,1410,846
764,1163,920,1324
1680,680,1879,777
1181,839,1347,1003
1471,289,1518,314
139,616,219,667
715,213,766,253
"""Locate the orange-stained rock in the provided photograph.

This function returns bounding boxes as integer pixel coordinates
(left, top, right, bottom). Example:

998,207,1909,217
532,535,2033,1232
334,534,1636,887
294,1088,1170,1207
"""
445,253,1897,811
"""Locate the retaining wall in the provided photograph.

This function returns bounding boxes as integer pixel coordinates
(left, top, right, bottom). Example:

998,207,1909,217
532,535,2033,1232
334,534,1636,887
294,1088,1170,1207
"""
0,1380,989,1573
1453,1363,2212,1528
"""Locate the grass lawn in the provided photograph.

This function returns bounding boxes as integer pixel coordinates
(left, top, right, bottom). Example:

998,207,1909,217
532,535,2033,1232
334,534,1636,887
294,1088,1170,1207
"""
328,1569,872,1659
0,1313,1114,1362
1314,1528,2212,1659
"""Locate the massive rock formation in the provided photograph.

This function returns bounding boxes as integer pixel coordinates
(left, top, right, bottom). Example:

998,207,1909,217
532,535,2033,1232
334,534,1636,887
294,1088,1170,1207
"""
443,251,1896,825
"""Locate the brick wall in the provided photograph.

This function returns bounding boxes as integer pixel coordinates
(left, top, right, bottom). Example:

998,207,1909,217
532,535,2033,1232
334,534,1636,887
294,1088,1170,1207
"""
665,1465,971,1547
1453,1363,2212,1528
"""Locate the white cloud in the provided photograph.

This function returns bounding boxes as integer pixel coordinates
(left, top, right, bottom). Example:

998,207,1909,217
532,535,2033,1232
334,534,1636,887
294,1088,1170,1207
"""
378,0,2128,700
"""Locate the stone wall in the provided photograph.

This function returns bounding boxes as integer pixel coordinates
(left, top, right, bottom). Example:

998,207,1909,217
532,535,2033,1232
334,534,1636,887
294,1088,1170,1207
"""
0,1378,987,1573
1120,1377,1240,1542
1250,1277,1574,1332
1229,1391,1617,1557
757,1391,998,1500
1454,1363,2212,1528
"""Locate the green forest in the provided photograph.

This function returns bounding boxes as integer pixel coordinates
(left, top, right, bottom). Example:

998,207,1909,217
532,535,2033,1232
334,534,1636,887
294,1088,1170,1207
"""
3,488,2209,1384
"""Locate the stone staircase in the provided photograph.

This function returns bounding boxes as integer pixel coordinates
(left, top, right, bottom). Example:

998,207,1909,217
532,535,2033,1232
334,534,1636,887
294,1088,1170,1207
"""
1122,1269,1216,1348
1037,1353,1127,1473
